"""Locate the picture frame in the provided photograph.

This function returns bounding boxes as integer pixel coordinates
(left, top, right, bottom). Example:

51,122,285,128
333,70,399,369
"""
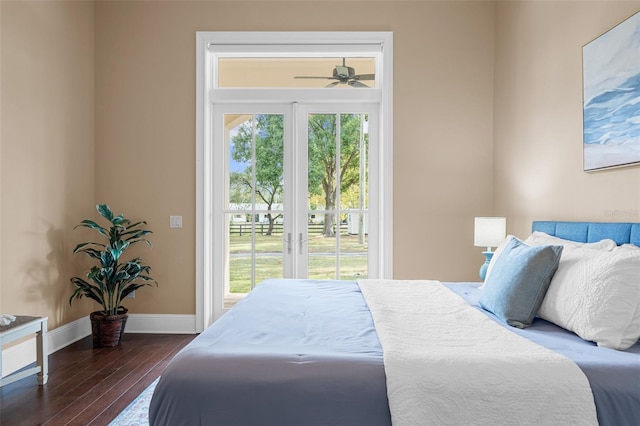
583,10,640,172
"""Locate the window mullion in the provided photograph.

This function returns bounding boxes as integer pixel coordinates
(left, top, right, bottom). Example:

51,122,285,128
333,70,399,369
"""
250,115,257,290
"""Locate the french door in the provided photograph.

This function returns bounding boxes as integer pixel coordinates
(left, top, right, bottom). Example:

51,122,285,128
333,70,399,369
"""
213,103,379,313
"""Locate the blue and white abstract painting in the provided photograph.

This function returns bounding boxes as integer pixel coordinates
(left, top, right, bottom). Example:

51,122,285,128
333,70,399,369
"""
583,11,640,171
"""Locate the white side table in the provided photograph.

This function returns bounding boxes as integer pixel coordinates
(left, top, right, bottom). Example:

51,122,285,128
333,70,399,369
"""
0,316,48,387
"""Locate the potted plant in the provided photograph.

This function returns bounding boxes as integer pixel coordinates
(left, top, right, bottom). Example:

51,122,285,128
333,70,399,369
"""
70,204,157,347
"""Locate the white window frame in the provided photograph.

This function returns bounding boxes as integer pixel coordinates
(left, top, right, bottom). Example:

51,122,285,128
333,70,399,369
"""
196,31,393,331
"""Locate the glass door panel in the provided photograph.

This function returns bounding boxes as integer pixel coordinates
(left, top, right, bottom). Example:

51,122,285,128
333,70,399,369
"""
340,212,368,280
216,104,375,313
307,213,338,279
226,212,252,308
224,112,285,308
306,112,370,280
254,212,285,286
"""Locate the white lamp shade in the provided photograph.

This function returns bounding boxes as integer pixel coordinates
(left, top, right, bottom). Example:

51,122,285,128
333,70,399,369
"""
474,217,506,248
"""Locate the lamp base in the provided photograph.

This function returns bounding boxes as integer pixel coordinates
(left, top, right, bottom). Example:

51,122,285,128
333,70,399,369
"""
478,251,494,281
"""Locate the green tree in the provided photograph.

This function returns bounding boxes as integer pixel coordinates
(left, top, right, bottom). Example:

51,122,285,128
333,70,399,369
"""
230,113,367,238
230,114,284,235
308,113,366,236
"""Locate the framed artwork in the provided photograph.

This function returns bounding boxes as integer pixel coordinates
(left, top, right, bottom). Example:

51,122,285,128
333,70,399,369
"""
583,10,640,171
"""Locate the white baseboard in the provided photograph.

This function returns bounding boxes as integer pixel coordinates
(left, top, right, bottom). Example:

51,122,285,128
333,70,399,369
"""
2,314,196,377
50,315,93,353
126,314,197,334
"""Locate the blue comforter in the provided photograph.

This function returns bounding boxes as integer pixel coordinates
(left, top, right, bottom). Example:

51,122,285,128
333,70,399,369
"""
150,279,391,426
150,279,640,426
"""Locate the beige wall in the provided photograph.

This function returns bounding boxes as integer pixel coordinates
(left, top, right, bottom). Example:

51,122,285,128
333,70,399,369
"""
494,1,640,239
2,0,639,330
94,0,496,316
1,1,95,329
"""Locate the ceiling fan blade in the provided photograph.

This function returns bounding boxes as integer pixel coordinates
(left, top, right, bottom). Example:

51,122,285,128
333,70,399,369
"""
295,76,336,80
348,80,369,88
325,81,341,88
354,74,375,81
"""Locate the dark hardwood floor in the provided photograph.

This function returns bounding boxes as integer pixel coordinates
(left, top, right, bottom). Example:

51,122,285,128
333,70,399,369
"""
0,333,195,426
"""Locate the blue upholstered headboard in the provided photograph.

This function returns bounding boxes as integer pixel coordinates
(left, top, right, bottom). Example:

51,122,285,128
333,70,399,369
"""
532,221,640,247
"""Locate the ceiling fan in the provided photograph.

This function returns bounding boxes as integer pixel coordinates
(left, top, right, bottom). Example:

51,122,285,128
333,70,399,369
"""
294,58,375,88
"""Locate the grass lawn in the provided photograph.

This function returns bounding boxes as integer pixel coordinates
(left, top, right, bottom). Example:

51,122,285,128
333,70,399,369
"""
229,232,367,253
229,233,368,293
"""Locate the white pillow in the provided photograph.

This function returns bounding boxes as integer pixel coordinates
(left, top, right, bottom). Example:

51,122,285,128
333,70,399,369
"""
617,244,640,348
538,245,640,350
525,231,617,251
485,232,617,285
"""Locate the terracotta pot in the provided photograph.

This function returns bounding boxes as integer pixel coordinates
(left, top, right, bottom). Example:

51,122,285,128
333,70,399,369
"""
90,308,128,347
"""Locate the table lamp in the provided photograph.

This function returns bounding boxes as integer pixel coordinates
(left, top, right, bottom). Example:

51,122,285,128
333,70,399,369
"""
474,217,506,281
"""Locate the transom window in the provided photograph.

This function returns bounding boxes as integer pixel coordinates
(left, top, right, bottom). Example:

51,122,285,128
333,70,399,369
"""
218,57,377,89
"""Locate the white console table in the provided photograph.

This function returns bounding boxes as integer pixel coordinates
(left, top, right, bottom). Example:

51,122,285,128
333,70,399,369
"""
0,316,48,387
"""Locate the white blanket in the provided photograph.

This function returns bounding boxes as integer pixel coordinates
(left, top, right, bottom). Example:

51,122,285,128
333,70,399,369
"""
357,279,598,426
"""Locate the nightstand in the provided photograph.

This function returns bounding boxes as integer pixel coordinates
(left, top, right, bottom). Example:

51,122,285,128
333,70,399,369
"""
0,316,48,386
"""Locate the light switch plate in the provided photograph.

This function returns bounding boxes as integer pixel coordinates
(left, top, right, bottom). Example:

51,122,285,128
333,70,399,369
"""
170,216,183,228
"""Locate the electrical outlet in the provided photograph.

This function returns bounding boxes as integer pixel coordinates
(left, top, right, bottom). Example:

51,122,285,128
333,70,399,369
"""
127,291,135,299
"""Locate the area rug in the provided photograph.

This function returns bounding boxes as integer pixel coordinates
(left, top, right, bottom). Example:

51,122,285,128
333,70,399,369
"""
108,378,158,426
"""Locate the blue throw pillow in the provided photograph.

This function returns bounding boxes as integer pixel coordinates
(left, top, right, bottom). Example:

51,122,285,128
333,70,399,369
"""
479,237,563,328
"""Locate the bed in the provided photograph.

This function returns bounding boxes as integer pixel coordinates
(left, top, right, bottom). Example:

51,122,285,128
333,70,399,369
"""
149,221,640,426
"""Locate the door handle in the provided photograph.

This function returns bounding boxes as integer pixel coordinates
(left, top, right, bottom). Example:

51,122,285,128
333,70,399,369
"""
287,233,292,254
299,233,307,255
